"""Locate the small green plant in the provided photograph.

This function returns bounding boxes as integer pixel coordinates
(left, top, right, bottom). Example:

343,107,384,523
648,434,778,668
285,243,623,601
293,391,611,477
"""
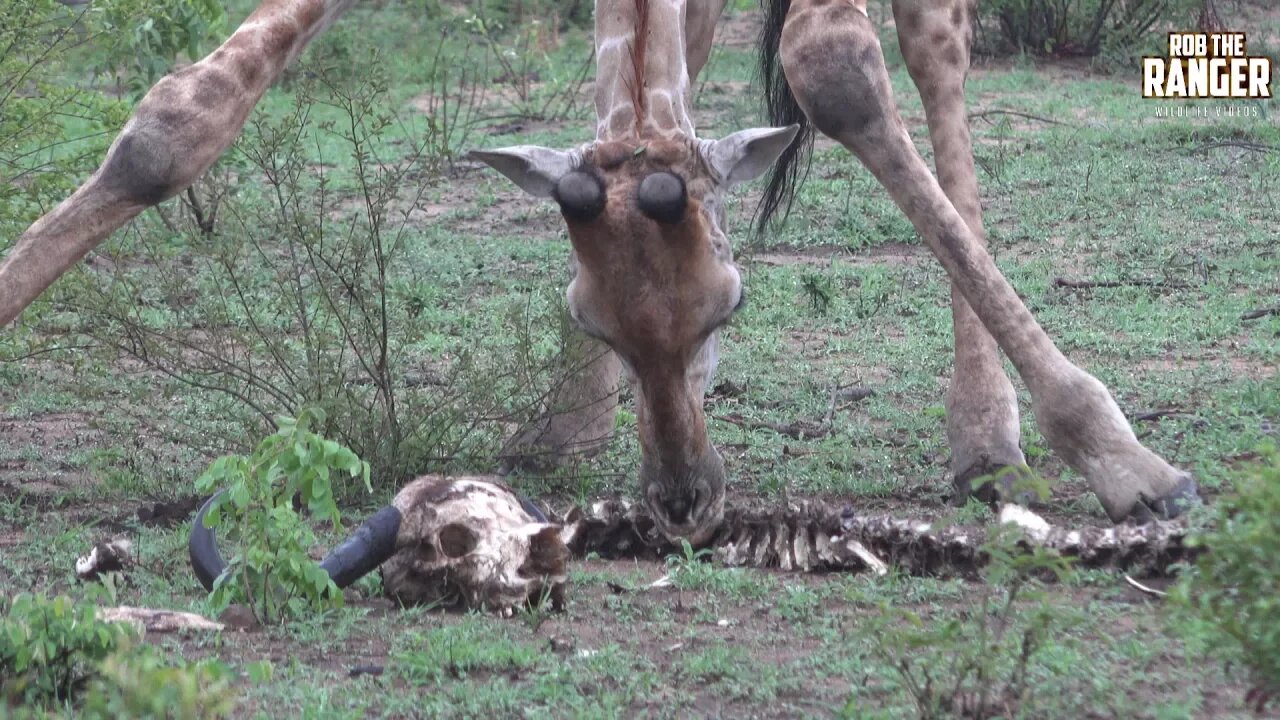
0,591,134,706
82,647,234,720
1172,445,1280,712
519,584,557,634
853,268,892,320
858,526,1078,719
801,272,835,316
195,408,372,624
666,538,713,573
969,463,1053,505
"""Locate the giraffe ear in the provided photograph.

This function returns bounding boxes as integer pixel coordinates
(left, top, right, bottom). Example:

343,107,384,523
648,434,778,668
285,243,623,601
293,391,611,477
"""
469,146,577,198
704,125,800,187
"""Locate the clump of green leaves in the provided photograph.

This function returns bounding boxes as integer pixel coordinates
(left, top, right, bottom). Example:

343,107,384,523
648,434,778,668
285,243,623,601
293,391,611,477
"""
196,408,372,625
0,591,134,706
81,647,234,720
857,527,1078,719
0,0,126,236
1,592,236,716
1172,445,1280,712
91,0,226,95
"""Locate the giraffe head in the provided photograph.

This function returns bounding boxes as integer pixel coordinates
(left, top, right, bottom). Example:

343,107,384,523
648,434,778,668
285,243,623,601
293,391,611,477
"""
473,124,796,544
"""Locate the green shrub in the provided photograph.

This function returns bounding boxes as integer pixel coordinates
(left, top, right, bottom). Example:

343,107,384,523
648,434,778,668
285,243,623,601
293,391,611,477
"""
196,408,372,624
855,527,1079,719
0,591,133,706
91,0,226,95
1172,445,1280,711
0,0,127,238
82,647,234,720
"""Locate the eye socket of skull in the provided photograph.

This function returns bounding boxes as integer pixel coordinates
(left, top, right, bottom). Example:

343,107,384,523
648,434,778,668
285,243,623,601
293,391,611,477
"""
636,172,687,224
553,170,606,221
517,526,569,579
438,522,479,558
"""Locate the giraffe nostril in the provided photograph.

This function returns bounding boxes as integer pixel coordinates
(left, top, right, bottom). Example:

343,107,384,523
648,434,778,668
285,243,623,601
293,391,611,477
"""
662,495,693,525
637,172,687,224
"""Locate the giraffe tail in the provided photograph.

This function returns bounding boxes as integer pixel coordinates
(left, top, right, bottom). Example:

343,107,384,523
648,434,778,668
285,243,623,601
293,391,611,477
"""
754,0,815,237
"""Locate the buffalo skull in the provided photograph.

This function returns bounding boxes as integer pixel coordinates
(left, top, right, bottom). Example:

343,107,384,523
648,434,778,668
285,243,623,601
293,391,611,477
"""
190,475,568,615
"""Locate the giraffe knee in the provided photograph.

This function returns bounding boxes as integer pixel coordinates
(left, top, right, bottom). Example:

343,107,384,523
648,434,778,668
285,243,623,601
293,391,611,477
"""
99,130,182,206
781,0,894,140
97,73,223,206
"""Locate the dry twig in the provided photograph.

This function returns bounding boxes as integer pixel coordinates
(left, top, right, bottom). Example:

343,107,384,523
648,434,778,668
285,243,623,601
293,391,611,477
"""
969,109,1074,127
1053,276,1188,290
1241,305,1280,321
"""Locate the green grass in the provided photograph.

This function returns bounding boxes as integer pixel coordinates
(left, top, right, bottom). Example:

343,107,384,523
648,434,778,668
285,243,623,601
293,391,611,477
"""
2,0,1278,716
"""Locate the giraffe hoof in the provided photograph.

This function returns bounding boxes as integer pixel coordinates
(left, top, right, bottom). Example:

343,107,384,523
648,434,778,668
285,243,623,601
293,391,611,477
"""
1126,474,1200,524
949,461,1037,509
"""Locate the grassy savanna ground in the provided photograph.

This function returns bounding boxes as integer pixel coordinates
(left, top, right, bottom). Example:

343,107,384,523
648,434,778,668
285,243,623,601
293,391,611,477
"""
2,0,1279,716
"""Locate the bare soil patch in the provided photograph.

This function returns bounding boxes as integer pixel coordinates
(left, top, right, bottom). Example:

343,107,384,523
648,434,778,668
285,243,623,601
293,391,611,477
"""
748,241,926,268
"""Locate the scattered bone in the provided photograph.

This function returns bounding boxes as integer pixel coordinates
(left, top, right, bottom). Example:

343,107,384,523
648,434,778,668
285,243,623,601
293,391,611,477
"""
558,501,1193,576
1123,575,1168,597
76,538,132,581
96,606,223,634
999,503,1051,542
647,574,673,589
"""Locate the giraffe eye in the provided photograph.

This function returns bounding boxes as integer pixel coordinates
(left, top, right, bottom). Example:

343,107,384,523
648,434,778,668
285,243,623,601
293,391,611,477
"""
553,171,605,220
636,172,686,224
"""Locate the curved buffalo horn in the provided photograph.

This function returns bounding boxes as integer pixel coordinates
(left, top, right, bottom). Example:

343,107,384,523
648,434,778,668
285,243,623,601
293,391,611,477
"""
552,170,606,221
189,491,403,592
636,172,686,224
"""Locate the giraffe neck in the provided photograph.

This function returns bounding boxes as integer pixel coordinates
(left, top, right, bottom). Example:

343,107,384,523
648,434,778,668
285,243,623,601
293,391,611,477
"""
594,0,693,142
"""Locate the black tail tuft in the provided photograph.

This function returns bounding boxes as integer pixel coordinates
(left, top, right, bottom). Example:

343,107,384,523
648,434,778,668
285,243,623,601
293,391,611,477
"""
753,0,814,238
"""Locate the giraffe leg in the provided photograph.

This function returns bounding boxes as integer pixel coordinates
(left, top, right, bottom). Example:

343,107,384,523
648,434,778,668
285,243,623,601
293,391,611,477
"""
893,0,1027,504
0,0,360,327
685,0,729,81
499,307,622,474
778,0,1197,521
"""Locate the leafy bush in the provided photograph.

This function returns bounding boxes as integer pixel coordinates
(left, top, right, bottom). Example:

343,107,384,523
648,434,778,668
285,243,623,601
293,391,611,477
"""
857,527,1079,719
977,0,1200,59
91,0,226,95
0,0,126,236
196,409,372,624
0,592,133,706
1172,446,1280,712
82,647,234,720
0,591,235,716
50,40,587,490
